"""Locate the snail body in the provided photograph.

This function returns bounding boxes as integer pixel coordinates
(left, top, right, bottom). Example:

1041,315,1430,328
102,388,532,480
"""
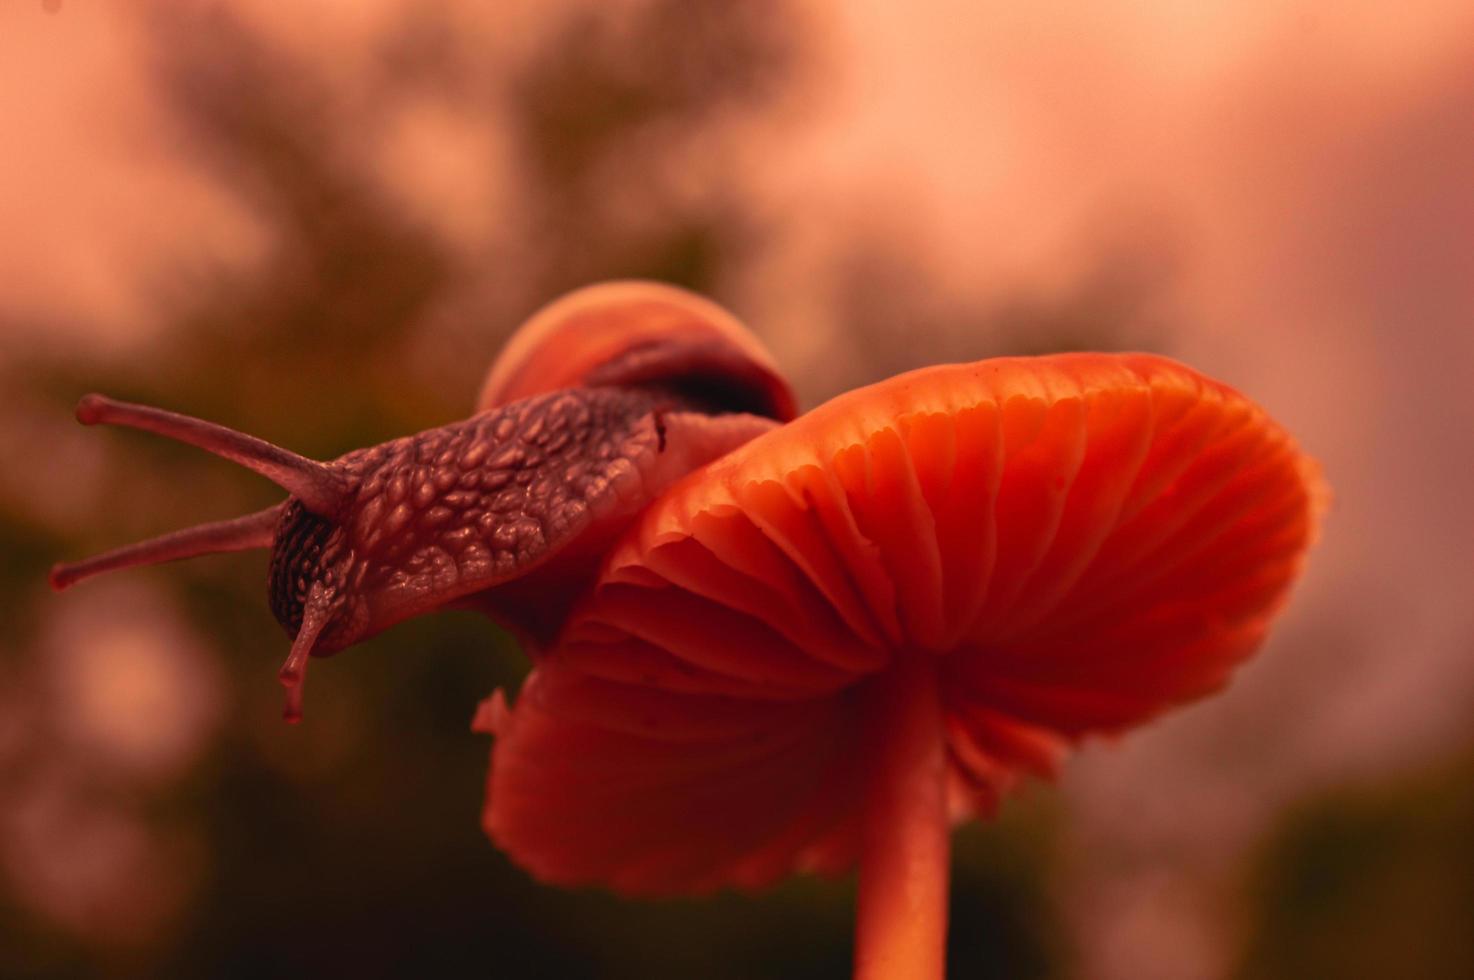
51,281,796,721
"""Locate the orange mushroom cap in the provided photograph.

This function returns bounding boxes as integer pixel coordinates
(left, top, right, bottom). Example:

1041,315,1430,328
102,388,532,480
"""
480,352,1325,900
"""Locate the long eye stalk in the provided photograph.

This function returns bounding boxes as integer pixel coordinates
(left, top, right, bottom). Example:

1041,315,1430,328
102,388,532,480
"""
74,394,347,515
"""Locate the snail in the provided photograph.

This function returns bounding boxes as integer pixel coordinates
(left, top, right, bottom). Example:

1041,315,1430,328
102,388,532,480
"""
50,281,797,722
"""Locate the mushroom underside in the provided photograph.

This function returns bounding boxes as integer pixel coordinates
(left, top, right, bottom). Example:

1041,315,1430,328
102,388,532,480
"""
483,353,1323,896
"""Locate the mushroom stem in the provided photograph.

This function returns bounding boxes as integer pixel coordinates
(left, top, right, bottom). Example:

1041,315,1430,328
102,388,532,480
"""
854,654,949,980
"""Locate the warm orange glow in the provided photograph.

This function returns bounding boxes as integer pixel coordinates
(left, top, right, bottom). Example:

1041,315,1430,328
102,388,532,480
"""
5,0,1466,973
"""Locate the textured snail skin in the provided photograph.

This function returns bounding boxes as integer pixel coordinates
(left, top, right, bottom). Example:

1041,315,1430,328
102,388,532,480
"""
269,383,779,657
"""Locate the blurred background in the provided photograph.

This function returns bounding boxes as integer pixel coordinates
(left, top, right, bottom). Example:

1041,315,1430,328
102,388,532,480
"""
2,1,1472,977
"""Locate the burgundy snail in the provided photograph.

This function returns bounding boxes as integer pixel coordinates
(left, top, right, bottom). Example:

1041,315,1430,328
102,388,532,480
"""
50,282,797,721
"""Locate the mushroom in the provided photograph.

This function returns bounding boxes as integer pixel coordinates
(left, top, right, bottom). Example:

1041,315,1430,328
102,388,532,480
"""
478,352,1326,979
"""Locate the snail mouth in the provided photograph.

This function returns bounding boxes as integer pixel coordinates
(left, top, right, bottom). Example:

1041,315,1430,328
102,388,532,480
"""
268,500,358,723
268,500,340,637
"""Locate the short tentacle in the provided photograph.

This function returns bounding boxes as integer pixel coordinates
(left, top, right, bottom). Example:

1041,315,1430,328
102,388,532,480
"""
279,582,336,724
